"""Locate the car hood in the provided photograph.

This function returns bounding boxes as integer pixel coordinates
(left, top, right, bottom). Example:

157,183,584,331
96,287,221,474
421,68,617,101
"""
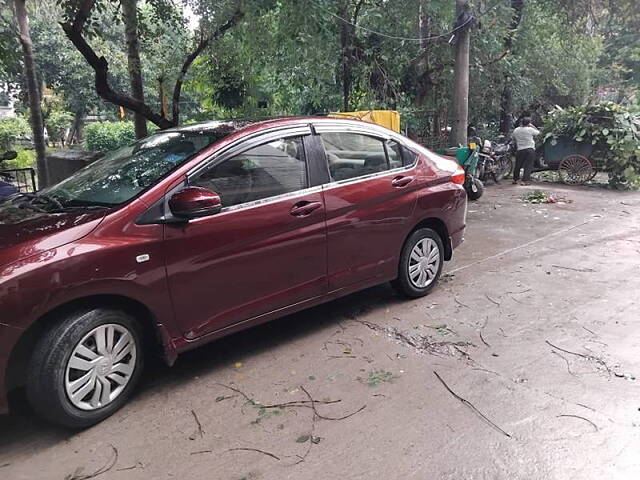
0,203,107,268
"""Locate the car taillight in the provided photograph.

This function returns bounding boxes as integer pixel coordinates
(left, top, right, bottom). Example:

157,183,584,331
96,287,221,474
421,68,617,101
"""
452,166,466,185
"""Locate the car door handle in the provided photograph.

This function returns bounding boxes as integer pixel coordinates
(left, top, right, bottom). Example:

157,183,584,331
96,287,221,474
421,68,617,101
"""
392,176,414,188
290,201,322,217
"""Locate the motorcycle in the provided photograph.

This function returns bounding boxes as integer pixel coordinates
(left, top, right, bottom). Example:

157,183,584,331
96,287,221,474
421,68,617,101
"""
0,151,19,200
477,139,514,183
436,142,484,201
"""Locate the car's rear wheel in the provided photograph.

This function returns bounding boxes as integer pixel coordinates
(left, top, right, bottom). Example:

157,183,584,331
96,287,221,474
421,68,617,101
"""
392,228,444,298
26,308,143,428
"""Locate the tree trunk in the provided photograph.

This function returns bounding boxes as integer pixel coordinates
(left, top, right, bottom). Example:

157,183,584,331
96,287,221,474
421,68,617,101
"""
12,0,48,187
66,111,85,145
499,0,524,134
339,3,353,112
450,0,471,147
499,78,514,133
122,0,147,139
158,75,168,120
416,0,432,107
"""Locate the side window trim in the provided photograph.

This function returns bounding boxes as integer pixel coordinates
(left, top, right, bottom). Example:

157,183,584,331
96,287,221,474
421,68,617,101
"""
187,131,312,211
186,126,312,182
316,130,395,184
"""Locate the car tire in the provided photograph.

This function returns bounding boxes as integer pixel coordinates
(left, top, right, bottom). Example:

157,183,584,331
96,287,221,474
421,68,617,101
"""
26,308,144,429
392,228,444,298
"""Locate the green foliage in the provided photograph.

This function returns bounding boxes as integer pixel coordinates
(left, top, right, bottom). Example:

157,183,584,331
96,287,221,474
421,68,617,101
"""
85,121,137,152
46,110,74,144
3,148,36,169
4,0,638,142
544,102,640,188
0,117,30,151
358,370,394,387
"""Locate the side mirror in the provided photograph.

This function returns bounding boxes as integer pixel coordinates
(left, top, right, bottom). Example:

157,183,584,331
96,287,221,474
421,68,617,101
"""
1,151,18,161
168,186,222,220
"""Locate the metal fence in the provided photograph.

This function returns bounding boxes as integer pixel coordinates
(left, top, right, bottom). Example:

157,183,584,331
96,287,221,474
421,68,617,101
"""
0,167,37,193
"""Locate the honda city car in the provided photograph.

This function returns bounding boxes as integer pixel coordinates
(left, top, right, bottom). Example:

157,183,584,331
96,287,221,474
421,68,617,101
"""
0,117,466,427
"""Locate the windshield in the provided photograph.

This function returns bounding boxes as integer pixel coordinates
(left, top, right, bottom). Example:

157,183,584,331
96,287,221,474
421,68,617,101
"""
41,129,228,208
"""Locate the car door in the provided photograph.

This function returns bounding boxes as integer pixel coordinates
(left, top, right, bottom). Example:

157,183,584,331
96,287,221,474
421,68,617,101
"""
315,127,419,292
163,129,327,339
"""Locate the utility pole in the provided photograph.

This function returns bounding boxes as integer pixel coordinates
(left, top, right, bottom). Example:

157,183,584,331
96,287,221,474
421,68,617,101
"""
450,0,472,147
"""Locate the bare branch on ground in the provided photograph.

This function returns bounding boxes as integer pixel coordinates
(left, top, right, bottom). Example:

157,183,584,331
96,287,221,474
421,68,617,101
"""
227,448,280,461
556,414,598,432
433,371,512,438
66,445,118,480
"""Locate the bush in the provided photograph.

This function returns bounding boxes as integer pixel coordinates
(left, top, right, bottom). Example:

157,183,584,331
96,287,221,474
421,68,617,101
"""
3,148,35,169
543,103,640,188
85,121,136,152
0,117,30,151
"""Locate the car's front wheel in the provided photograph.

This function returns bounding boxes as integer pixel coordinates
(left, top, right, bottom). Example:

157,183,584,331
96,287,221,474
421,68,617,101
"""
392,228,444,298
26,308,144,428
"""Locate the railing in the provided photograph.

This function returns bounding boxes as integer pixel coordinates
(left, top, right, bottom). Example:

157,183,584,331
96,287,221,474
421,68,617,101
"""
0,168,37,193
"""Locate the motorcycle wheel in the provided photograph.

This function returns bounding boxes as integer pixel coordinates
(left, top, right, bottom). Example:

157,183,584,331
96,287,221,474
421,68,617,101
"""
467,177,484,201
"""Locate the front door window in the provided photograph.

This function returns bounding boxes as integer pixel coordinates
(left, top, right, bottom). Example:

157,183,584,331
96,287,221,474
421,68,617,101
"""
191,137,308,208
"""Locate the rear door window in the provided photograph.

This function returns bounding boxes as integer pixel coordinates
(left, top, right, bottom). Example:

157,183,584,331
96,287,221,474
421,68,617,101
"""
320,132,389,182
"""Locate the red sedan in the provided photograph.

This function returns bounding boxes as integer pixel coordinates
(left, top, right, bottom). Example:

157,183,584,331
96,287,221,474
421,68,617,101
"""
0,117,466,427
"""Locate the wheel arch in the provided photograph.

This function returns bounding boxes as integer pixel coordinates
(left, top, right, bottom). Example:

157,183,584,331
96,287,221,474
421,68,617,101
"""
405,217,452,260
5,294,174,394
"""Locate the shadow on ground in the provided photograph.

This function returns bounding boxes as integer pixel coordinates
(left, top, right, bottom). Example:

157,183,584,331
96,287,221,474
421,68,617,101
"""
0,284,399,450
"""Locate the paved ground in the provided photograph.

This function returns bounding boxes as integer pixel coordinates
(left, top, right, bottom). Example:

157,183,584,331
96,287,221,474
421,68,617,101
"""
2,182,640,480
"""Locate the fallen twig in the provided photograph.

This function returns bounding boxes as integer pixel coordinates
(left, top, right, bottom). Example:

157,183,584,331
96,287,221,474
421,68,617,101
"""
556,414,598,432
454,297,471,309
582,326,597,336
189,409,204,440
433,371,512,438
215,395,235,402
293,416,317,465
552,265,596,273
190,450,212,455
545,340,611,375
66,445,118,480
300,385,366,421
214,383,341,412
507,288,531,295
353,319,474,359
0,463,9,469
215,383,253,403
115,462,144,472
485,294,501,306
227,448,280,461
479,331,490,348
551,350,577,377
472,367,500,376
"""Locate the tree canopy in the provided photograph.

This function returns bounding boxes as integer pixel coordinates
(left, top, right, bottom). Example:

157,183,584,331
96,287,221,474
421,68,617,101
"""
0,0,637,140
